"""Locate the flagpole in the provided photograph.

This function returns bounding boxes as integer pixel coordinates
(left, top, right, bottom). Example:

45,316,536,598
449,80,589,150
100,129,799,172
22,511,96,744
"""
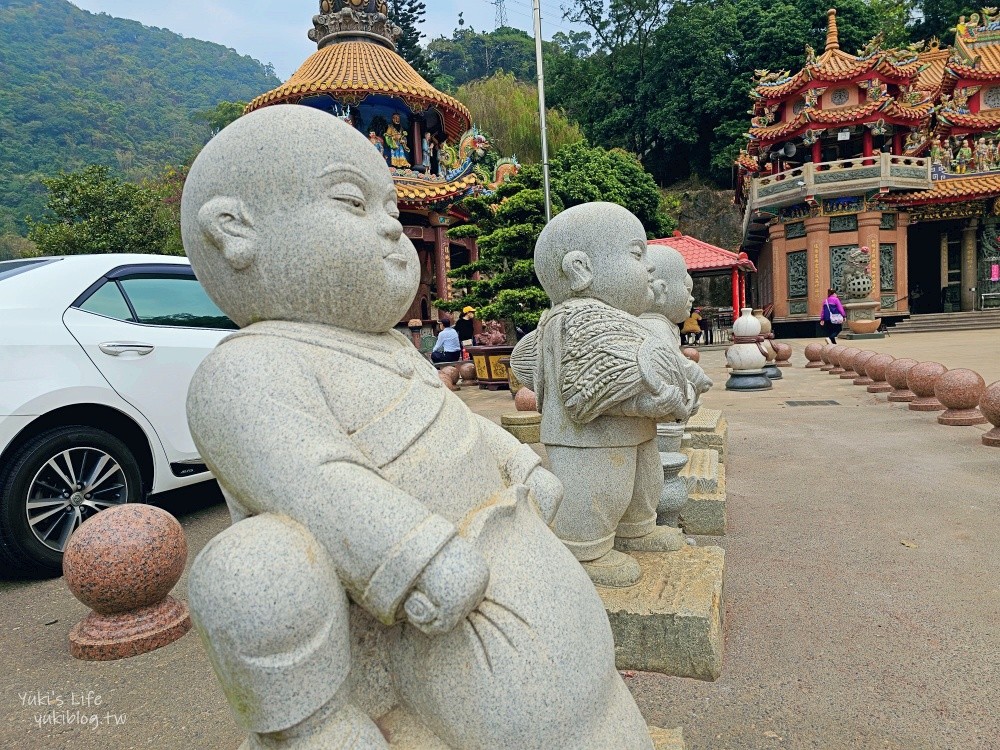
532,0,552,222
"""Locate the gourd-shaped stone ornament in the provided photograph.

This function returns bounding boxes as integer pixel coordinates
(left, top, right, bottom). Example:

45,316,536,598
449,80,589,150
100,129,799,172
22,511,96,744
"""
725,308,772,391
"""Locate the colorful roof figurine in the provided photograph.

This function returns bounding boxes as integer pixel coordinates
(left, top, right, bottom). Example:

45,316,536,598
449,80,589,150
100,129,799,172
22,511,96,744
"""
649,232,757,273
246,0,517,211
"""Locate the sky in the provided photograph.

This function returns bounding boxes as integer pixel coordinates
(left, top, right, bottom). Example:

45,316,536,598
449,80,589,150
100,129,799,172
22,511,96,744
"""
69,0,581,79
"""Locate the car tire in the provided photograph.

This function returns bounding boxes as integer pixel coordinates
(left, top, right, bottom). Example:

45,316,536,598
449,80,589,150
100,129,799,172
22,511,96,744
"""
0,426,143,577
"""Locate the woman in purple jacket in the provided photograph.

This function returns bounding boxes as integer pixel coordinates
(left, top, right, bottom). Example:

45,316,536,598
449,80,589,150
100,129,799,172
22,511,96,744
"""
820,288,847,343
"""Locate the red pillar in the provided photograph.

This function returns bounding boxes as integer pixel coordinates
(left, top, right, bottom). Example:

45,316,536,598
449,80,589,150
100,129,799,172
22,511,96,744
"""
893,130,904,155
863,129,873,159
739,271,747,309
731,267,740,313
812,141,822,164
434,226,449,302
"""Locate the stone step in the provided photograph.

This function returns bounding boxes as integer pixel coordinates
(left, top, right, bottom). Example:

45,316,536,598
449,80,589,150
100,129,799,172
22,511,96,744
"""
598,546,725,681
679,448,719,494
680,463,726,537
500,411,541,444
684,410,728,462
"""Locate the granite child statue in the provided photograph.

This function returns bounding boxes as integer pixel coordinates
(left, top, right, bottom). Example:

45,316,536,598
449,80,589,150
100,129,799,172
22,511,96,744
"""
525,202,697,588
641,244,714,403
180,106,655,750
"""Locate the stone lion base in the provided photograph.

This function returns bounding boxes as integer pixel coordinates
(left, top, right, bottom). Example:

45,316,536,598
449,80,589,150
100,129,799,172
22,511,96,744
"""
377,705,685,748
598,547,725,681
684,409,728,461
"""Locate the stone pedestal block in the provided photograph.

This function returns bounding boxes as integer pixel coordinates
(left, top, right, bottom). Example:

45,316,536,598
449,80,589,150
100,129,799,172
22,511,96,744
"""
685,409,728,462
598,547,725,681
679,463,726,537
680,448,719,494
500,411,541,443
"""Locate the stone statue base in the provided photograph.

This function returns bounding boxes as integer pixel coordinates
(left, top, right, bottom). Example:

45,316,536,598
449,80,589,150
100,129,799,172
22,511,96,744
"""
598,547,725,681
763,363,783,380
685,409,727,461
678,449,726,537
842,300,885,339
375,705,686,748
500,411,542,443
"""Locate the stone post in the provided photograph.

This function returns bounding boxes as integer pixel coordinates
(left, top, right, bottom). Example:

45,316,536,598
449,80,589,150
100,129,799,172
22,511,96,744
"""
770,223,788,318
858,211,880,294
961,218,978,311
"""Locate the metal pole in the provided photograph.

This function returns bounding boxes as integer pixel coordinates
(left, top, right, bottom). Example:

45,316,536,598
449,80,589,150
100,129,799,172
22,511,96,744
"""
532,0,552,222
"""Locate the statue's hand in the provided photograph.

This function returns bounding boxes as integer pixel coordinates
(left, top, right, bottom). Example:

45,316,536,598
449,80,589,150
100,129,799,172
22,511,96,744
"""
405,536,489,635
524,467,563,525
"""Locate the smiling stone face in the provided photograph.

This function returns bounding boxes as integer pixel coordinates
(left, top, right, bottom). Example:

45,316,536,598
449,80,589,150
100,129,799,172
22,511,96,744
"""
181,105,419,332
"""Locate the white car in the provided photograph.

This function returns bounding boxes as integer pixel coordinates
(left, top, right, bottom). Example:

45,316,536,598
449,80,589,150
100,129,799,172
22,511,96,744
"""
0,254,235,575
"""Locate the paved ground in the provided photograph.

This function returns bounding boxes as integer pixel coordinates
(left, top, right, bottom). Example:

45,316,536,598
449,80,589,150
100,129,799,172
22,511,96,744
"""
1,331,997,750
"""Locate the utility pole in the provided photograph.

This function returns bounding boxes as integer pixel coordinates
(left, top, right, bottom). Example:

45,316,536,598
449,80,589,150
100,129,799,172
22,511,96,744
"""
532,0,552,222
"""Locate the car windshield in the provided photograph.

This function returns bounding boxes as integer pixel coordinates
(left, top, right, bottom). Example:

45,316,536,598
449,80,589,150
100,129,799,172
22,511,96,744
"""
0,258,60,282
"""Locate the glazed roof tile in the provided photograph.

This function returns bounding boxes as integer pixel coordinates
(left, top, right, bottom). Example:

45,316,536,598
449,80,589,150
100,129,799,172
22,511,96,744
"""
648,233,756,272
247,41,471,140
916,47,952,92
395,173,479,207
881,173,1000,204
938,108,1000,130
748,98,932,142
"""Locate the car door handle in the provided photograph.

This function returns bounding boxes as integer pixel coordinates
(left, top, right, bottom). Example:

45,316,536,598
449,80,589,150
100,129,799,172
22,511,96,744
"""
99,342,155,356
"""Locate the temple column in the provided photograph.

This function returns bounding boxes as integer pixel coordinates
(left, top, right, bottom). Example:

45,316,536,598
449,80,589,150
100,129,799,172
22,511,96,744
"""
434,225,449,302
939,231,950,311
893,131,904,156
769,222,788,317
804,215,830,317
812,141,822,164
731,267,740,312
413,120,423,170
897,212,910,312
858,211,881,296
863,130,874,159
961,218,979,311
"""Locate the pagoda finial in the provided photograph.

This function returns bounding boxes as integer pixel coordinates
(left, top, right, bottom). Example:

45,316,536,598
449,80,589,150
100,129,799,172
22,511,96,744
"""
825,8,840,52
310,0,401,51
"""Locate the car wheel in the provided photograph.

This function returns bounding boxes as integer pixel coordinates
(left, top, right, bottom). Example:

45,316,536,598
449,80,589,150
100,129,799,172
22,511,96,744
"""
0,426,143,577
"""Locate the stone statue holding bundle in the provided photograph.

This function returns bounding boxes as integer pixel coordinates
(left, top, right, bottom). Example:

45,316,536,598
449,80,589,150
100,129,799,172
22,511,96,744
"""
514,203,697,588
180,106,655,750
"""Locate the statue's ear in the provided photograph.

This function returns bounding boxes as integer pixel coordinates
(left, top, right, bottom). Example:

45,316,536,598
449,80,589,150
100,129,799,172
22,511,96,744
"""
650,278,668,307
197,197,258,271
562,250,593,293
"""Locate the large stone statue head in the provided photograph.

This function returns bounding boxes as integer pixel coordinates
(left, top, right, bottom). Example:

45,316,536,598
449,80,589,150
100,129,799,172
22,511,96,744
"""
534,202,653,317
646,244,693,324
181,105,419,332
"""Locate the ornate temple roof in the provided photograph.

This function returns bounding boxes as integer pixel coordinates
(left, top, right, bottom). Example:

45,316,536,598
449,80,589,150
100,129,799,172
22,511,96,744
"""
752,10,925,101
747,98,932,142
880,172,1000,204
246,40,471,141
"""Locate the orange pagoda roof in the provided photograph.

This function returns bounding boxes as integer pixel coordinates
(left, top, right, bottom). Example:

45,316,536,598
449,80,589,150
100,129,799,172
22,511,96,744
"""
747,97,932,141
247,40,471,141
881,172,1000,205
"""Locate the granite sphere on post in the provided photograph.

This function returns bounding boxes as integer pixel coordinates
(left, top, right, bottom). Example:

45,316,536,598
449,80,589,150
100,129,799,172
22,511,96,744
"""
63,504,191,661
514,387,538,411
851,351,877,385
907,362,948,411
820,344,836,371
980,381,1000,446
828,345,847,374
865,353,895,393
457,361,478,384
838,347,862,379
681,347,700,363
805,343,825,368
886,358,919,402
935,369,988,425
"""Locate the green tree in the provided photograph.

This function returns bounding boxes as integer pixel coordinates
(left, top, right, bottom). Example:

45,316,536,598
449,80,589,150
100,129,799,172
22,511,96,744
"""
439,142,674,326
0,234,39,261
456,72,585,163
194,101,247,137
27,166,174,256
910,0,972,42
428,26,541,88
389,0,435,80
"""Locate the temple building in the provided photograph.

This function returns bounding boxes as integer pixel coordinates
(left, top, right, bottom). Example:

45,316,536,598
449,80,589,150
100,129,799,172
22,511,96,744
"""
736,8,1000,329
246,0,516,324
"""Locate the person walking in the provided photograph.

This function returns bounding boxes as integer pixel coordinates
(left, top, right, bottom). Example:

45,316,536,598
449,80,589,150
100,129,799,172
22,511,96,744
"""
430,317,462,363
820,288,846,344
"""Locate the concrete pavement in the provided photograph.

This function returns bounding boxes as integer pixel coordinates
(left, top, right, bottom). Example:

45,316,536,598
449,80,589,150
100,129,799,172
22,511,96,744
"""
1,330,997,749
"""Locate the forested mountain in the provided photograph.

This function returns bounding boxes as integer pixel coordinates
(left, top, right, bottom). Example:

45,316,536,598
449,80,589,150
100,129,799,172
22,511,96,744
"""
0,0,280,233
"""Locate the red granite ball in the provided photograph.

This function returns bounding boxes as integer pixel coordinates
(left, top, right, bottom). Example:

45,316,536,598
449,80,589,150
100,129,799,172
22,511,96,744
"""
439,365,459,384
980,382,1000,445
852,350,877,377
682,347,700,363
805,343,824,363
935,368,986,410
865,353,895,382
886,357,919,390
839,347,861,371
774,342,792,362
63,504,187,616
828,345,846,366
458,362,478,383
907,361,948,398
514,387,538,411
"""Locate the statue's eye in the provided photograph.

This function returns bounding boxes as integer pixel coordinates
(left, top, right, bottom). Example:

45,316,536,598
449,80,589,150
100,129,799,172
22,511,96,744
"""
331,184,366,211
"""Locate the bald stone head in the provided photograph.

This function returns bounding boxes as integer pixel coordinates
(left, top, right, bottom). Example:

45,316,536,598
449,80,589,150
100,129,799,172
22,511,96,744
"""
181,105,418,331
646,244,694,324
534,202,653,317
